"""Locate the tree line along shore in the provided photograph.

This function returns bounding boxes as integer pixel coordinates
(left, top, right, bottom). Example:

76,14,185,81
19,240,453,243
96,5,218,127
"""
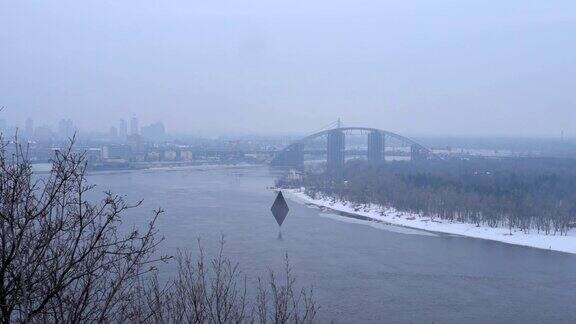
277,157,576,237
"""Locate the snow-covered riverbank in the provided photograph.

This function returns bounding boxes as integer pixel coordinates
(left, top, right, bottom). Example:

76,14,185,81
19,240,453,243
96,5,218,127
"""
284,188,576,255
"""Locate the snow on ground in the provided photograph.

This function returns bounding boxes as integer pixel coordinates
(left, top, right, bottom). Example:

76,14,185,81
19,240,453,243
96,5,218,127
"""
284,188,576,255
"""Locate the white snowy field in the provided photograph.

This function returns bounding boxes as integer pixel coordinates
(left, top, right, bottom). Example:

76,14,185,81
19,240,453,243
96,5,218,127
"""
284,188,576,255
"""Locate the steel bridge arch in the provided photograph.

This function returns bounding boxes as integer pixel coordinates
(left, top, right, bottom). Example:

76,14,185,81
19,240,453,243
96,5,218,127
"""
270,127,432,167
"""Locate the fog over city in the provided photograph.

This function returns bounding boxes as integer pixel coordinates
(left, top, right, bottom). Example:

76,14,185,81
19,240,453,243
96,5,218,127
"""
1,0,575,136
3,2,576,323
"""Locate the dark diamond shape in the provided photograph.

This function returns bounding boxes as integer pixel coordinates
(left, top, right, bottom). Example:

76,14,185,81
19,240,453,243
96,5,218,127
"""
271,191,289,226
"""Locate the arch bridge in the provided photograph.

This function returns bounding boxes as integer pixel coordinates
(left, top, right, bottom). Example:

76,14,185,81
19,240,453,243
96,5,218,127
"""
270,127,431,171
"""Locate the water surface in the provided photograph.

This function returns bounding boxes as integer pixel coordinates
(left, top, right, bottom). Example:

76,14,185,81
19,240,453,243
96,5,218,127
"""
88,166,576,323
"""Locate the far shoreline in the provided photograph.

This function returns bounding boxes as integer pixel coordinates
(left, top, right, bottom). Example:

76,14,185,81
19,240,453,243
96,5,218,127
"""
32,161,265,174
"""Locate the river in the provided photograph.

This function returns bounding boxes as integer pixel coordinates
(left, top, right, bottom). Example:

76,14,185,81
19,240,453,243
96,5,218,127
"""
87,165,576,323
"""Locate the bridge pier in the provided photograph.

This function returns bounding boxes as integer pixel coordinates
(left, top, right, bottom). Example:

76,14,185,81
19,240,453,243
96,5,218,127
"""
367,131,385,162
327,130,345,173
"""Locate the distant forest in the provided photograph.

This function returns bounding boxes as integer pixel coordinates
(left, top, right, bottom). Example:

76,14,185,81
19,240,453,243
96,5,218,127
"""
278,158,576,235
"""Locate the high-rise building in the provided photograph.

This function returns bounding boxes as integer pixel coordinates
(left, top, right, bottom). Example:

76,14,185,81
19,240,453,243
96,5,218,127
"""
130,116,139,135
119,119,128,140
25,118,34,139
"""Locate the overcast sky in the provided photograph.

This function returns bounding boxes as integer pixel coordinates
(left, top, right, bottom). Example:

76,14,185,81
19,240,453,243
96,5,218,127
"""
0,0,574,136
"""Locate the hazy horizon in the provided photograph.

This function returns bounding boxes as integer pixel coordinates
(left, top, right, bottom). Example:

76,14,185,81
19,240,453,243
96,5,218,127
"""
1,0,575,137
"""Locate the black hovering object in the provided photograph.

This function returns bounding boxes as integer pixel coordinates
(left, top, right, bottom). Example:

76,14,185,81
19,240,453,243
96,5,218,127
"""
271,191,289,227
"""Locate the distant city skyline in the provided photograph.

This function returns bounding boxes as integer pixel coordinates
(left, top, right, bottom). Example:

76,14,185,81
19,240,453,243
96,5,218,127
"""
0,115,170,142
0,112,574,139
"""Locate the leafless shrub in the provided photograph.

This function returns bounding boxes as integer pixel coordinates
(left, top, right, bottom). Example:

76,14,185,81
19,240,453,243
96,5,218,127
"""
132,239,318,324
259,254,318,324
0,136,170,323
0,134,318,323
